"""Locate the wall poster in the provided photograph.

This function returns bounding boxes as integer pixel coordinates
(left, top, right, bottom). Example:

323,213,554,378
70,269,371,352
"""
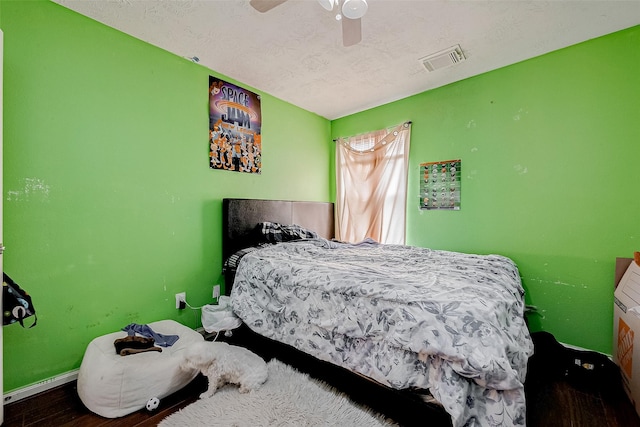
420,159,461,210
209,76,262,174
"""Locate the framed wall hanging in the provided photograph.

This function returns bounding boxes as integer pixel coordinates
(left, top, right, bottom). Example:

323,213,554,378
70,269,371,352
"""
209,76,262,174
420,159,461,210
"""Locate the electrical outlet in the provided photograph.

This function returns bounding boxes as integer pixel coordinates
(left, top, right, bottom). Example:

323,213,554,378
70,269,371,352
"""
175,292,186,309
213,285,220,299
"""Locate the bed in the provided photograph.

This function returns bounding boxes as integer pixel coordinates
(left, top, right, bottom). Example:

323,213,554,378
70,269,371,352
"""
222,198,533,427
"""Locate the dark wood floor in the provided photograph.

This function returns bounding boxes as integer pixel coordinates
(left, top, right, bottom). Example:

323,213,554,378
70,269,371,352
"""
525,376,640,427
5,327,640,426
3,375,208,427
4,365,640,427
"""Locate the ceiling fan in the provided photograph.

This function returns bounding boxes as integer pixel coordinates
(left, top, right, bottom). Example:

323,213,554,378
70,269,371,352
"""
249,0,368,47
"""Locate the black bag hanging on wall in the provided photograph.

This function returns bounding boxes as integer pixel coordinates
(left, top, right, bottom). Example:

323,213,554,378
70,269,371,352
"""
3,273,37,328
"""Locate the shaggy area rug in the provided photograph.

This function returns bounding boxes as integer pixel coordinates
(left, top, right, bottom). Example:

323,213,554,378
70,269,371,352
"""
159,359,396,426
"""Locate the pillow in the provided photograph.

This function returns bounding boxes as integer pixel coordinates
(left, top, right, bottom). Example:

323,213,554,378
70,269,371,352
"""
223,244,269,272
255,222,318,243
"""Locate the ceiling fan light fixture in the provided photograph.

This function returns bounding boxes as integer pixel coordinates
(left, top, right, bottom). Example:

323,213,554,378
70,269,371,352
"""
342,0,367,20
318,0,335,11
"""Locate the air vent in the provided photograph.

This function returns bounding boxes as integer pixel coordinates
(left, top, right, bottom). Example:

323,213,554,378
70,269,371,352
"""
419,45,466,72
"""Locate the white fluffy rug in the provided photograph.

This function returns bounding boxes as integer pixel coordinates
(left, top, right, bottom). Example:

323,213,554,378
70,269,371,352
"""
159,359,396,426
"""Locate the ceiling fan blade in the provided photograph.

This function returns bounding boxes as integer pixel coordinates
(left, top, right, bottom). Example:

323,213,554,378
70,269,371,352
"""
249,0,288,13
342,17,362,47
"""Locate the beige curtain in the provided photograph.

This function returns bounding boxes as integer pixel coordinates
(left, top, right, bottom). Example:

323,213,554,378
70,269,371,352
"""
335,122,412,244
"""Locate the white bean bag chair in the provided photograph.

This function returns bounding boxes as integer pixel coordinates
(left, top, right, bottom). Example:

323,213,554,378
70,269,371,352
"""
77,319,204,418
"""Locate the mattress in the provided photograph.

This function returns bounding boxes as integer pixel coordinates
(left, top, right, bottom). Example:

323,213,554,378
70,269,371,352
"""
230,238,534,426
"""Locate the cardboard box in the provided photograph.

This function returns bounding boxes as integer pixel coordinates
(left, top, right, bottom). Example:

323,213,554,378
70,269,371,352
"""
613,257,640,416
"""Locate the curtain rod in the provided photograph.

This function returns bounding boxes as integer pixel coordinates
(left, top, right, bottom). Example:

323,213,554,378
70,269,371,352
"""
332,121,412,142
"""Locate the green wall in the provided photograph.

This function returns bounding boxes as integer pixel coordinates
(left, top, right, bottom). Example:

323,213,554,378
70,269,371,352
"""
1,1,331,391
332,26,640,354
2,0,638,396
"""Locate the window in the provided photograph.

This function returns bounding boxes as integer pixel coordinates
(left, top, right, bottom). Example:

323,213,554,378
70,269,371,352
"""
335,122,411,244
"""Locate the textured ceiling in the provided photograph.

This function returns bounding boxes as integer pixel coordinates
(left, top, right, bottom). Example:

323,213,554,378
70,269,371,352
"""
53,0,640,120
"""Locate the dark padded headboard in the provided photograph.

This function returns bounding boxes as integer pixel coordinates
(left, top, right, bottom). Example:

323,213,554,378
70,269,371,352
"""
222,198,335,264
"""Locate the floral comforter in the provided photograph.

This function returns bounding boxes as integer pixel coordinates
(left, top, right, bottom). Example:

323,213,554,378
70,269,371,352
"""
230,239,533,426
